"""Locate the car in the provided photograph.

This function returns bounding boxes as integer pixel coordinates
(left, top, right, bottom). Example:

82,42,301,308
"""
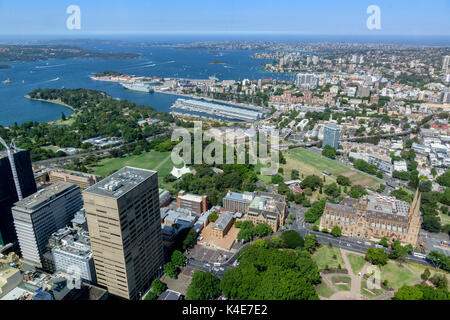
228,259,233,264
358,272,362,277
205,263,211,267
346,243,351,247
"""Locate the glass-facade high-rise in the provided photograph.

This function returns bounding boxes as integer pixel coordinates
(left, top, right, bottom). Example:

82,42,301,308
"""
323,124,341,150
0,149,37,245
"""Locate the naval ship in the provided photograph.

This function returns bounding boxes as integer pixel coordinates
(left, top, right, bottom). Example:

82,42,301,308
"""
120,81,154,93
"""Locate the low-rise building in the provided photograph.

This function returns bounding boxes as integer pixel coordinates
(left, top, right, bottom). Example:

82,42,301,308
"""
176,191,208,214
49,169,102,189
320,191,422,246
211,212,234,238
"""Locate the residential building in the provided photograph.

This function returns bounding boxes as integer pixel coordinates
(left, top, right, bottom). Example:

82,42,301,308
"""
295,73,319,90
83,167,164,300
12,182,82,268
323,124,341,150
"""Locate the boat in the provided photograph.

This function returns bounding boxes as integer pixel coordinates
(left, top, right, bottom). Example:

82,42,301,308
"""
2,78,11,84
120,81,154,93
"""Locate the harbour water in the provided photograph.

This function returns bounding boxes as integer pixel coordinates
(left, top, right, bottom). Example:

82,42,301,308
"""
0,43,288,126
1,34,449,126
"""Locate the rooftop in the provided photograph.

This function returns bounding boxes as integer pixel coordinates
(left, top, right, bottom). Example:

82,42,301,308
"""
212,211,234,231
83,166,156,199
13,181,78,213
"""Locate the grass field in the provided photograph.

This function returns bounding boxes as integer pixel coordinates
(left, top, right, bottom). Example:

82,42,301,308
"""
439,213,450,225
347,253,366,275
407,263,450,282
89,151,176,179
317,283,335,298
284,148,381,187
360,280,384,298
380,263,419,290
312,245,345,270
331,276,351,291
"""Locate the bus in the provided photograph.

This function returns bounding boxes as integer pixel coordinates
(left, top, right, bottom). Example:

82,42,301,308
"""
413,252,427,259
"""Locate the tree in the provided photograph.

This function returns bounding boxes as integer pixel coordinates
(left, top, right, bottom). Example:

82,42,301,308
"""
171,250,186,267
421,269,431,281
253,223,273,238
379,237,389,248
144,291,157,300
304,235,318,253
281,230,304,249
291,170,300,180
325,183,340,198
428,250,450,272
322,145,336,159
182,228,198,250
365,247,388,266
331,225,342,237
208,211,219,223
163,262,178,279
419,180,432,193
436,171,450,188
336,175,351,186
430,274,448,290
186,271,220,300
394,285,423,300
151,279,167,295
300,175,323,191
304,199,326,223
349,185,367,199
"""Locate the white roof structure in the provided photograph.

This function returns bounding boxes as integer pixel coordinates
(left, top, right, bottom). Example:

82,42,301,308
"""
170,166,192,179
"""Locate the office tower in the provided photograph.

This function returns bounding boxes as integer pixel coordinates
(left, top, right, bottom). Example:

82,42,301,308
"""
12,181,82,268
323,124,341,150
295,73,319,90
442,55,450,73
83,167,164,300
0,148,37,245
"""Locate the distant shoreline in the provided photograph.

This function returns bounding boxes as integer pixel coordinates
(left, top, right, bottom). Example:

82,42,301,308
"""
25,95,76,112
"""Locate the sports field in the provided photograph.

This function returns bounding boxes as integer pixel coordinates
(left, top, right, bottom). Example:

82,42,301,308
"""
89,151,176,179
284,148,381,187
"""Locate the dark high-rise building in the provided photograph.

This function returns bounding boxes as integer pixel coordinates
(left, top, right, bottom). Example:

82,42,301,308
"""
0,149,37,244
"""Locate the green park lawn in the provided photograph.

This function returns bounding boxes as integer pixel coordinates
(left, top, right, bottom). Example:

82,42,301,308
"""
360,280,384,298
89,151,176,179
312,245,345,270
284,148,381,187
380,262,419,290
407,263,450,283
317,283,335,298
347,253,367,275
331,275,351,291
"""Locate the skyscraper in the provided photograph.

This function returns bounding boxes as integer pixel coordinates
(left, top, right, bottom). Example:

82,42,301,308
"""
12,181,83,268
0,148,37,245
82,167,164,300
323,124,341,150
442,55,450,73
295,73,319,90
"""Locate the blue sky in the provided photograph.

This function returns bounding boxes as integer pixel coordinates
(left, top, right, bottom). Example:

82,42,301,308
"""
0,0,449,35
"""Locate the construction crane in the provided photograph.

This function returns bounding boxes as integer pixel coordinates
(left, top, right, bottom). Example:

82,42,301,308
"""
0,137,23,200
